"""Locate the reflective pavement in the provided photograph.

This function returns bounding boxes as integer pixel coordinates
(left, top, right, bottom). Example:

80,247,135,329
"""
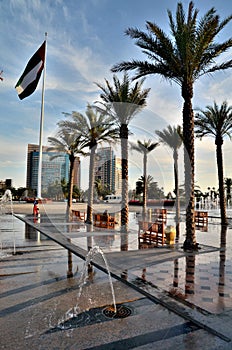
1,203,232,349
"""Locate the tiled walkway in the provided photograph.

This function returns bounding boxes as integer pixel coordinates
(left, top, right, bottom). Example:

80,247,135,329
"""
40,211,232,316
4,209,232,316
131,250,232,314
1,204,232,349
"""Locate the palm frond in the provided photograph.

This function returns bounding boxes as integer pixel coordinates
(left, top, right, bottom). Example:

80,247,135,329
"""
112,2,232,86
96,73,149,124
130,139,159,155
155,124,183,150
195,101,232,141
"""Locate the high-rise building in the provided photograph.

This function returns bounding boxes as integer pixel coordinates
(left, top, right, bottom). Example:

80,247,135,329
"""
95,146,122,195
26,144,81,195
114,157,122,195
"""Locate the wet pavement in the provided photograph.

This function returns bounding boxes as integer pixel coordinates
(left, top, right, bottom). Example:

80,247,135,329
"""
1,202,232,349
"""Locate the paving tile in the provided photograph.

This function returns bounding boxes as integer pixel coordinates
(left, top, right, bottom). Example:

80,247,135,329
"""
1,205,232,348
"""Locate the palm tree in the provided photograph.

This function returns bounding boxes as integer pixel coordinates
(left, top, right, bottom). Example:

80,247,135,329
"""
155,125,182,237
94,178,103,199
136,174,155,198
112,2,232,250
96,73,150,232
47,129,87,218
224,178,232,205
61,104,118,224
131,139,159,215
195,101,232,225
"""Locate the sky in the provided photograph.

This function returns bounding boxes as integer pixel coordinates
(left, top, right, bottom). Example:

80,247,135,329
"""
1,0,232,195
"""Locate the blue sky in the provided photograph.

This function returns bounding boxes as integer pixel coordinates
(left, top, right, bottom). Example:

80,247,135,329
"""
1,0,232,195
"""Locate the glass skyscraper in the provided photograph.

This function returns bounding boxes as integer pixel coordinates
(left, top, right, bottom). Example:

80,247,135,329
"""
26,144,81,196
95,146,122,195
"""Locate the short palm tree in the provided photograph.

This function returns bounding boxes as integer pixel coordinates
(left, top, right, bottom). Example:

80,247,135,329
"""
61,104,118,224
112,1,232,250
94,178,103,199
96,73,150,232
131,139,159,215
47,129,87,218
155,125,182,237
195,101,232,225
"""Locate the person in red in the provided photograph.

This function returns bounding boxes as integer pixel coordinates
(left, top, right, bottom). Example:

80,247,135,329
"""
33,198,39,216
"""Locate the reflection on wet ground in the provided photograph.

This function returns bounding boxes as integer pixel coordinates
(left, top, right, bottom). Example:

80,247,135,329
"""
131,249,231,314
1,208,232,315
2,206,232,348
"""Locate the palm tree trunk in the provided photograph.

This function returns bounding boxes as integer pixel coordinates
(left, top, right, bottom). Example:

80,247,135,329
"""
67,155,75,220
216,139,228,225
182,84,197,250
174,150,180,239
86,143,97,224
120,124,129,233
143,153,147,216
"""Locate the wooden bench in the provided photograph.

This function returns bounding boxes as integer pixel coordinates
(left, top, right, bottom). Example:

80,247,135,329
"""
152,208,167,223
93,213,116,229
72,210,86,221
138,221,166,247
194,211,208,226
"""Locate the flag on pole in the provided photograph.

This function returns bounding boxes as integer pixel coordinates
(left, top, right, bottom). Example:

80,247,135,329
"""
15,41,46,100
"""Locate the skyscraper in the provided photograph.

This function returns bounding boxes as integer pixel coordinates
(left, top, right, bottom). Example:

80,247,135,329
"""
114,157,122,195
26,144,81,196
95,146,121,195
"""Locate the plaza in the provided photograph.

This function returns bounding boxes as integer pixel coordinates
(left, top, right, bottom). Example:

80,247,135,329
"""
0,201,232,349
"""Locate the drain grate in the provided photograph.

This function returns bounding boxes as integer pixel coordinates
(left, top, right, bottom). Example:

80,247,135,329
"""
103,305,132,319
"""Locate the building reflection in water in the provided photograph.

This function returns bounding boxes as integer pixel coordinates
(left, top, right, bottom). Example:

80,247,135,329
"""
25,220,48,241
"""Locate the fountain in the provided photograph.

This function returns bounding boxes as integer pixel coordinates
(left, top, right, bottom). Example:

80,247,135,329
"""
58,246,116,329
0,189,17,255
0,189,13,213
48,246,131,332
78,246,116,310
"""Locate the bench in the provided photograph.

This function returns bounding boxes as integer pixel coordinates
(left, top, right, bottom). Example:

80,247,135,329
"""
138,220,166,247
72,210,86,221
194,211,208,226
151,208,167,223
93,213,116,229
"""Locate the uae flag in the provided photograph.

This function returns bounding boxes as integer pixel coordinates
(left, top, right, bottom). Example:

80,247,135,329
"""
15,41,46,100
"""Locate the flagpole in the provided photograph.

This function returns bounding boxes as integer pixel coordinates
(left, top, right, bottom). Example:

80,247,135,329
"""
37,32,47,199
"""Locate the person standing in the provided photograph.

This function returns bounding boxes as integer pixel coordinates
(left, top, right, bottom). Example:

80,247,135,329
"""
33,198,39,216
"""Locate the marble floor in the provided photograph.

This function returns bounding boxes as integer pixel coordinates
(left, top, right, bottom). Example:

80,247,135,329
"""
1,205,232,348
1,207,232,317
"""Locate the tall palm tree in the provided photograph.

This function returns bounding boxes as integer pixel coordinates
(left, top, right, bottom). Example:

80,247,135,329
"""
96,73,150,232
195,101,232,225
155,125,182,237
47,129,87,218
61,104,118,224
112,2,232,250
131,139,159,215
